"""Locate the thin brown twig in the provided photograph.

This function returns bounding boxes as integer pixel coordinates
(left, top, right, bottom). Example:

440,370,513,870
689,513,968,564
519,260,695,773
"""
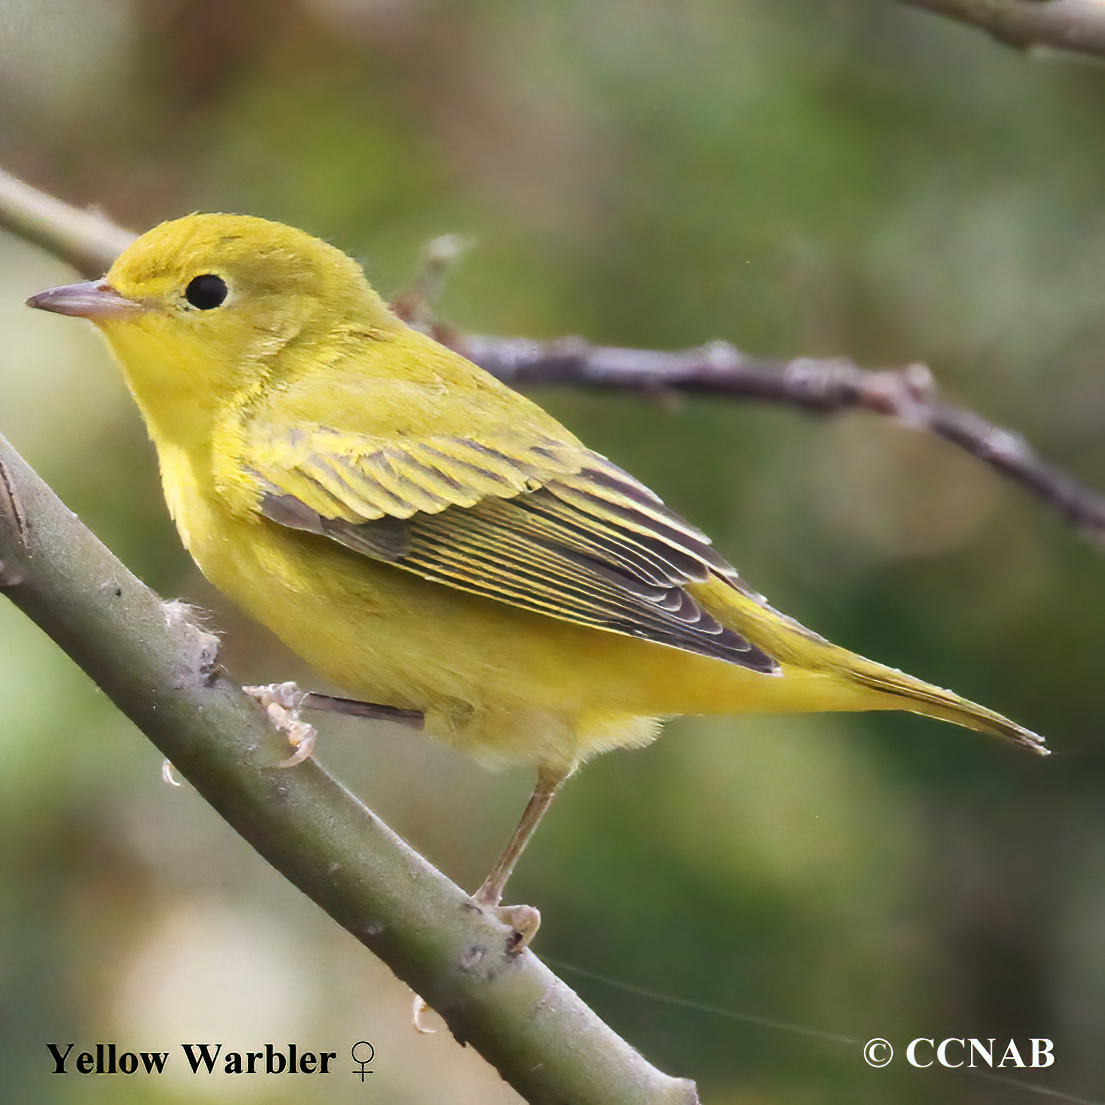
2,168,1103,544
901,0,1105,60
452,333,1105,543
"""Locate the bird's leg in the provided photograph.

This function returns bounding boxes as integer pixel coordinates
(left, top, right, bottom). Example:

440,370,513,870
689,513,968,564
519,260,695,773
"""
411,767,568,1024
472,765,568,949
474,766,567,907
246,681,424,727
296,689,424,728
244,682,424,767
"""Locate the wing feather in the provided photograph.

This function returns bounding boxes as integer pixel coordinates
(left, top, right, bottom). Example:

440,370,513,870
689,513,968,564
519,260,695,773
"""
246,425,779,672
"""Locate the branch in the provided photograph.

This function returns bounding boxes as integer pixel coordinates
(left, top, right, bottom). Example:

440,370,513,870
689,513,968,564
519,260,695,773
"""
0,433,696,1104
452,336,1105,543
3,168,1103,546
900,0,1105,59
0,169,135,278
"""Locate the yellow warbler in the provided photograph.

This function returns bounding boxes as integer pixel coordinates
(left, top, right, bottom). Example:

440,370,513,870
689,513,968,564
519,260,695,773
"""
27,214,1046,926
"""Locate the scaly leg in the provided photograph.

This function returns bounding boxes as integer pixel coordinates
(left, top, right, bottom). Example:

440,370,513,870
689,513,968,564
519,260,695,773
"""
413,765,570,1025
472,765,568,948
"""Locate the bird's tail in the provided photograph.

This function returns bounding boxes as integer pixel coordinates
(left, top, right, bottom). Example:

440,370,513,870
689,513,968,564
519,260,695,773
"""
845,659,1048,755
691,575,1047,754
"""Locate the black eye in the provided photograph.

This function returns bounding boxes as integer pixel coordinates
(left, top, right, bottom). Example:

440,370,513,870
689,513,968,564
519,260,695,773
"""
184,274,229,310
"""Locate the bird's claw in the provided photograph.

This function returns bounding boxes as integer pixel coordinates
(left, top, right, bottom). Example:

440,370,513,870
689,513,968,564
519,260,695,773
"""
470,899,542,952
244,682,318,766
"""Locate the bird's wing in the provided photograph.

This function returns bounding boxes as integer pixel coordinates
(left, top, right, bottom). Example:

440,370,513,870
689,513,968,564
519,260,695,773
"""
243,424,779,671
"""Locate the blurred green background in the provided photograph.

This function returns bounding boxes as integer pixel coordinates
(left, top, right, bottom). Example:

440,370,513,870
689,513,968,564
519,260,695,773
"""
1,1,1103,1102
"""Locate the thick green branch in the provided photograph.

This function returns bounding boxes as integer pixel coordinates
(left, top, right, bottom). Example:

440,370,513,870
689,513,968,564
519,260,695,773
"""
0,434,697,1105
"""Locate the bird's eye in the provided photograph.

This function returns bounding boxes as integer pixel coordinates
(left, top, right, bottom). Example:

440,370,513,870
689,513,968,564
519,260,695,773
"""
184,274,229,310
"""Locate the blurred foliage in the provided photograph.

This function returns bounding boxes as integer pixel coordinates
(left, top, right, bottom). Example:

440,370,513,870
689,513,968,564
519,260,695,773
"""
2,1,1104,1102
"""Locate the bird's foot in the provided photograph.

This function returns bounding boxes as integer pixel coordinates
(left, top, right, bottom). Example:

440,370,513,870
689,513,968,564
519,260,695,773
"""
493,904,542,952
470,893,542,953
244,681,317,766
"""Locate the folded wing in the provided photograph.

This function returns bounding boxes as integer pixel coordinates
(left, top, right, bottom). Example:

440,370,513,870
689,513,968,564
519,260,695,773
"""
245,425,779,672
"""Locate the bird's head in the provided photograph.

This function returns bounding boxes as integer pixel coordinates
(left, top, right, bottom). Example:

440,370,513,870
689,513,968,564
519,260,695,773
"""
27,213,399,437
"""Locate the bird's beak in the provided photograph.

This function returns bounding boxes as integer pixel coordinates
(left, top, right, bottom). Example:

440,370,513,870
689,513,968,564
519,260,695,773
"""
26,280,142,321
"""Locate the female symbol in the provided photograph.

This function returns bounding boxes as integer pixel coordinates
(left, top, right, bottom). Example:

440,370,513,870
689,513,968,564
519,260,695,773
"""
351,1041,375,1080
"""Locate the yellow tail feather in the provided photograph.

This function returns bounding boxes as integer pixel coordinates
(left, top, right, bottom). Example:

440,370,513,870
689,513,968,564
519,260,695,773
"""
848,664,1048,755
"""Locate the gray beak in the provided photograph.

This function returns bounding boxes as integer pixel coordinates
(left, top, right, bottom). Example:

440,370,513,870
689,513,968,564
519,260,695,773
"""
26,280,142,321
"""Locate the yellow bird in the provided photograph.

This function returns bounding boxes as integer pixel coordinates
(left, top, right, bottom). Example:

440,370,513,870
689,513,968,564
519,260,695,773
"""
27,214,1046,930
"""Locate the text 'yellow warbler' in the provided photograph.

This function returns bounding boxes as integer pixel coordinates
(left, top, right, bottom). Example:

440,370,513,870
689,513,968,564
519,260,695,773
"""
27,214,1047,917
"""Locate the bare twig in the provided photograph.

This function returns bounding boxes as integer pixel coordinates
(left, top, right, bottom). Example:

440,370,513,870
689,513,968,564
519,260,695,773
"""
0,169,135,278
455,335,1105,542
2,167,1103,543
391,232,474,332
901,0,1105,60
